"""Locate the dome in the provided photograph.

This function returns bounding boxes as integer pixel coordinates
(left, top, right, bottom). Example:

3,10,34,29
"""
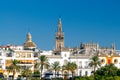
23,32,37,49
24,42,36,48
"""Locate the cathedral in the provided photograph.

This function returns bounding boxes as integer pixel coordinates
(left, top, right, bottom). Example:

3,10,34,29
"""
0,18,120,78
41,18,120,77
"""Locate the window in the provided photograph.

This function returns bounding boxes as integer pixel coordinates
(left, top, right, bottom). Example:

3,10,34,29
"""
0,52,2,56
0,66,2,69
7,53,12,57
79,70,82,76
34,53,38,57
64,54,66,57
21,54,26,58
114,59,118,64
79,61,82,68
27,53,31,58
85,61,88,68
16,53,20,58
101,59,105,64
85,71,88,76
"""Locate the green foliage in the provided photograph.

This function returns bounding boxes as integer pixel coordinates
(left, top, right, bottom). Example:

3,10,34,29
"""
92,63,120,80
74,76,80,80
95,74,104,80
79,77,87,80
51,61,61,77
89,55,101,79
88,76,94,80
73,76,120,80
39,55,49,78
105,76,114,80
114,76,120,80
117,69,120,76
34,70,40,74
62,62,77,77
96,63,118,77
22,68,32,77
6,59,20,80
75,77,79,80
31,78,41,80
31,78,63,80
21,68,32,80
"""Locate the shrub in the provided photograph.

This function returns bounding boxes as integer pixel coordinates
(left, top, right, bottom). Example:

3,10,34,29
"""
34,70,40,74
105,76,114,80
79,77,87,80
114,76,120,80
52,78,63,80
88,76,94,80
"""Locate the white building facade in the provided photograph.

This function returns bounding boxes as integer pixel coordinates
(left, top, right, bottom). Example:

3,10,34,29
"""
0,18,120,79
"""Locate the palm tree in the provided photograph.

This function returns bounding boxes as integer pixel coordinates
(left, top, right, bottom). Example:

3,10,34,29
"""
51,61,61,77
6,59,20,80
21,68,32,80
63,62,77,78
6,66,13,78
38,55,49,78
45,61,50,71
34,61,40,73
89,55,101,79
70,62,77,77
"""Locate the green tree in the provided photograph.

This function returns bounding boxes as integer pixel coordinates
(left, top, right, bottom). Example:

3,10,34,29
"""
6,60,20,80
89,55,101,79
105,63,117,76
96,63,118,77
70,62,77,77
63,62,77,78
38,55,49,78
34,61,39,72
21,68,32,80
45,61,50,70
51,61,61,77
117,69,120,76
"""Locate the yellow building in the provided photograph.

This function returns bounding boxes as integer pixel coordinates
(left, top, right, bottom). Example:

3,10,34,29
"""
3,32,39,78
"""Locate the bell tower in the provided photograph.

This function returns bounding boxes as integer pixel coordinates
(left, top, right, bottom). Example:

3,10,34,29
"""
55,18,64,50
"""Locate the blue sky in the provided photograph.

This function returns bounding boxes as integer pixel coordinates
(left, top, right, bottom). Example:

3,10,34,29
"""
0,0,120,50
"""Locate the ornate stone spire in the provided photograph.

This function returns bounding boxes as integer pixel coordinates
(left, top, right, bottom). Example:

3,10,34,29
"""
58,17,62,32
27,32,32,42
55,17,64,50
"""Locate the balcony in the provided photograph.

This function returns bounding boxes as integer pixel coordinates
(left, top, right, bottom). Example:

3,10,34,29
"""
17,60,34,66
